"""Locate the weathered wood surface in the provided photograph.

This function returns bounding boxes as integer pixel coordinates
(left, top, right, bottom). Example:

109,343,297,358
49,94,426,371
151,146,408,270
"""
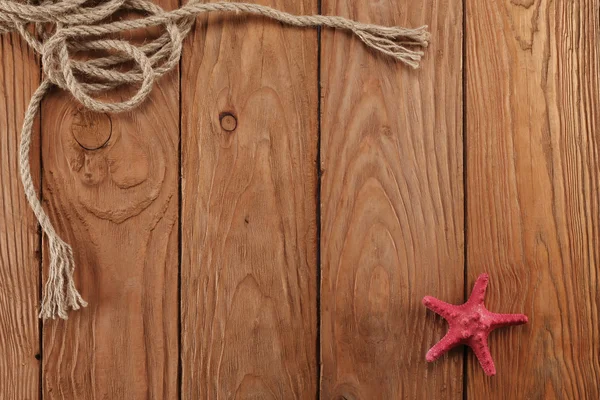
0,32,41,400
180,0,319,398
319,0,464,398
1,0,599,398
466,0,600,398
39,0,180,397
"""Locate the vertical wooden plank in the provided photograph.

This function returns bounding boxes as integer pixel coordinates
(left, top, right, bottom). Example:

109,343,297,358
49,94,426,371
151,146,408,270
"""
39,0,180,397
320,0,463,399
180,0,318,398
0,32,41,400
466,0,600,397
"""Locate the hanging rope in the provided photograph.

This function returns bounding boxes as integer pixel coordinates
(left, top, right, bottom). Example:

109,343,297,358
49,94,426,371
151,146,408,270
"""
0,0,429,320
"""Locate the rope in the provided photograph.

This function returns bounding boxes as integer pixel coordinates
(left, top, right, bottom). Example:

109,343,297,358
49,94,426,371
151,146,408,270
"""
0,0,430,320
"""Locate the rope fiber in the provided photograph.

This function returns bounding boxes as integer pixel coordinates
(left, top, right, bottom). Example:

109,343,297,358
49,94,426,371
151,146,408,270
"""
0,0,429,320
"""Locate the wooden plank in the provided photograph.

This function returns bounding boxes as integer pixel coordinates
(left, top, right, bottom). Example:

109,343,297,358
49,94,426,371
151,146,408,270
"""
319,0,464,398
466,0,600,397
39,0,180,397
180,0,318,398
0,32,41,400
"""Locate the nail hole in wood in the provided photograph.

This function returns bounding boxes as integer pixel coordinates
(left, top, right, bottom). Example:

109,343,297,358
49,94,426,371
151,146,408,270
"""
219,112,237,132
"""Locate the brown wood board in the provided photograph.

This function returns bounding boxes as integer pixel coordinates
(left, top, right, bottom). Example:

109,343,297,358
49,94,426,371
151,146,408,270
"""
319,0,464,398
465,0,600,397
0,30,41,400
39,0,180,397
180,0,319,398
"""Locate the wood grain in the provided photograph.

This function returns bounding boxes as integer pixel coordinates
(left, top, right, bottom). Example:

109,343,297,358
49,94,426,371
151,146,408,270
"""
0,32,41,400
466,0,600,397
180,0,318,398
39,0,180,397
319,0,464,398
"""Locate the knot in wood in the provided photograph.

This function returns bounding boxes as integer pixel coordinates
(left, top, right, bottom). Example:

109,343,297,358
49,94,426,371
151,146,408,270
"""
71,108,112,150
219,112,238,132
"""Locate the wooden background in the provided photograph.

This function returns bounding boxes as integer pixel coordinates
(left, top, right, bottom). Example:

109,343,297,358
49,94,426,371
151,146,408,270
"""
0,0,598,398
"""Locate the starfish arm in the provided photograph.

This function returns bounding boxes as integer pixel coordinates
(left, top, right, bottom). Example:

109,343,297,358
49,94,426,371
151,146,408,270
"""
488,311,528,328
426,331,462,362
422,296,458,320
469,333,496,376
467,273,489,305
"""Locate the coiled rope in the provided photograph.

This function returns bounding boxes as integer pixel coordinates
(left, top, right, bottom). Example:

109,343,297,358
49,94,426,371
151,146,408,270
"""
0,0,429,320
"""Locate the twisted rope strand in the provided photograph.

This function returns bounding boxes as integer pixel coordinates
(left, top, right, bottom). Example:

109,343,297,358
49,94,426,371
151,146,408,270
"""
1,0,429,320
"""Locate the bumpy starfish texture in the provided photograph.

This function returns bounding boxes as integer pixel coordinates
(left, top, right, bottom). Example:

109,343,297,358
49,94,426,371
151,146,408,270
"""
422,273,528,376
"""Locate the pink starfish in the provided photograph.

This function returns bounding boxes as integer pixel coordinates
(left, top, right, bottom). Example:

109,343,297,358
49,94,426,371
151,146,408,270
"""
422,273,528,376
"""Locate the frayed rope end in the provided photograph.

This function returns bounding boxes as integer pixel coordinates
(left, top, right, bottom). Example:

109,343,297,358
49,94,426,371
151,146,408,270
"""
352,25,430,68
39,237,87,320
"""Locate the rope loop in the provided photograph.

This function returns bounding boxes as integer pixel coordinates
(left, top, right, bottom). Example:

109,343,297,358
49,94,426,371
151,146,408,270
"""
6,0,189,113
